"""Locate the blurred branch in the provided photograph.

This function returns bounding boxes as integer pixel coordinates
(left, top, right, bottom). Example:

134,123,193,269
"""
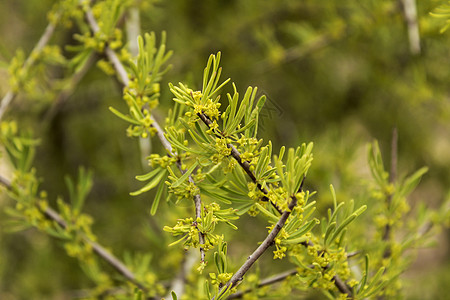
165,249,198,299
43,52,98,122
401,0,421,55
0,13,60,120
124,6,153,170
84,5,206,262
0,174,149,292
256,31,344,73
390,127,398,185
382,128,398,258
125,7,141,57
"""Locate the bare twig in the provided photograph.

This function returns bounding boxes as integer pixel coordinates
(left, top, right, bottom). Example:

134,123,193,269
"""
227,251,361,299
227,269,298,299
0,174,148,292
0,15,60,120
84,6,206,261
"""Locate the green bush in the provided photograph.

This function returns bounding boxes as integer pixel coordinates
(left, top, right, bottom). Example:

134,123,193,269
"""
0,1,449,299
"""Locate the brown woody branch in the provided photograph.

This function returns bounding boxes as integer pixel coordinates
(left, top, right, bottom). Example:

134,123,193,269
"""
228,250,361,299
227,269,298,299
227,249,361,299
213,195,299,300
197,112,355,298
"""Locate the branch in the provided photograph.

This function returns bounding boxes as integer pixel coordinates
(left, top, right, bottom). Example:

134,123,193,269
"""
197,111,355,297
83,6,206,261
0,13,60,120
382,128,398,258
84,10,129,86
165,249,198,298
0,174,149,292
43,52,98,122
401,0,421,55
213,195,298,300
197,111,354,297
196,112,283,214
227,269,298,299
228,249,361,299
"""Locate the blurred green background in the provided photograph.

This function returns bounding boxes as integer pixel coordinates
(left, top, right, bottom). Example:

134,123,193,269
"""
0,0,449,299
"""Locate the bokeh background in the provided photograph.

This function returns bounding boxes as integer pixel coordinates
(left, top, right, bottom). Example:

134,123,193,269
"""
0,0,449,299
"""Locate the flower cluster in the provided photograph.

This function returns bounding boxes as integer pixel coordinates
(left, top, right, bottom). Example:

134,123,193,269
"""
74,27,123,53
271,227,289,259
211,138,232,163
167,180,200,202
209,272,233,287
147,154,178,168
296,245,353,291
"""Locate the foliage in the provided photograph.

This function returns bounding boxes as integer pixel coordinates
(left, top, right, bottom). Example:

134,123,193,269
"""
0,0,449,299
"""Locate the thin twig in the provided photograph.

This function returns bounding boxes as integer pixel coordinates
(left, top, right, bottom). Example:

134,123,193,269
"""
382,128,398,258
377,129,399,300
43,52,98,122
84,5,206,261
227,269,298,299
0,14,60,120
213,196,299,300
227,250,361,299
0,174,149,292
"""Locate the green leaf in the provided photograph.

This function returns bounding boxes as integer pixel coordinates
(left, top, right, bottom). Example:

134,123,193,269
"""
171,291,178,300
324,221,336,246
171,161,199,188
150,177,166,215
255,203,279,223
131,169,167,196
330,184,337,210
398,167,428,198
285,219,319,244
329,205,366,243
363,266,386,297
109,106,141,125
357,255,370,294
136,168,162,182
